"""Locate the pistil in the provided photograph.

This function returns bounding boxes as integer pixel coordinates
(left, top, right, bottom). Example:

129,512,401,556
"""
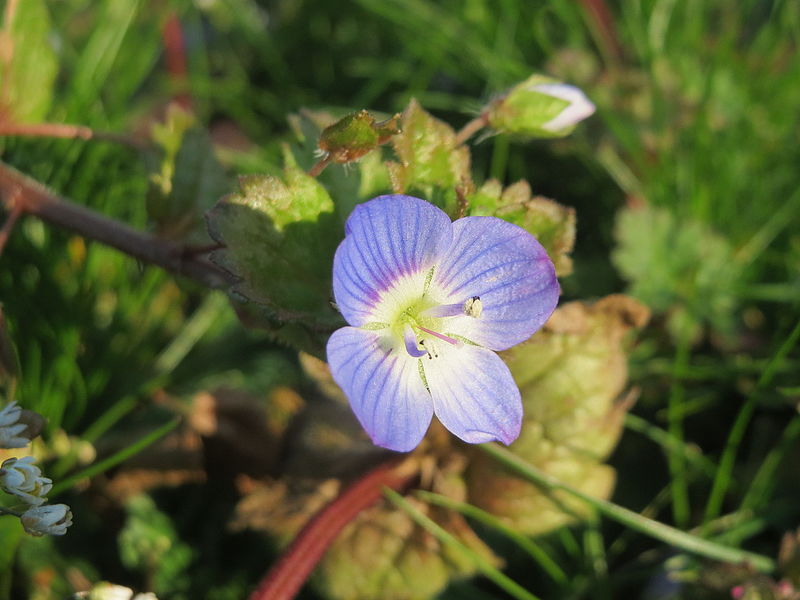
416,325,460,346
403,324,427,357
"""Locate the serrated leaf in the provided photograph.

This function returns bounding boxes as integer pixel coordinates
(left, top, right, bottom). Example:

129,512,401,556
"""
469,179,576,276
388,99,472,211
119,494,193,596
612,203,740,340
0,0,58,122
206,160,343,352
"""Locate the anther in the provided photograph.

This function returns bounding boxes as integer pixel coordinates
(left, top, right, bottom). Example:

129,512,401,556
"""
463,296,482,318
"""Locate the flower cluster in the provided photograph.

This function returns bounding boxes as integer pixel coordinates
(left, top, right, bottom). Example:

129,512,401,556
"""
327,195,559,452
0,401,73,536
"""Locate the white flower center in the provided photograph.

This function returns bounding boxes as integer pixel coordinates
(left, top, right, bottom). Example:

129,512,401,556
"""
362,267,482,360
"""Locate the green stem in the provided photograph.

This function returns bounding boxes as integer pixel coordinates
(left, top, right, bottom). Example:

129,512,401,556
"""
415,490,567,585
704,317,800,522
50,417,180,497
480,444,775,572
625,413,716,477
385,488,542,600
667,335,692,527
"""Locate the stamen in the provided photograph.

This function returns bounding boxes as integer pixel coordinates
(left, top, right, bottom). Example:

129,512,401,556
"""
421,303,463,318
421,296,483,319
416,325,461,346
403,325,427,357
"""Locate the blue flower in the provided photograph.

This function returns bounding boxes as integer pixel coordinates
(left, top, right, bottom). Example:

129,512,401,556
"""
327,195,559,452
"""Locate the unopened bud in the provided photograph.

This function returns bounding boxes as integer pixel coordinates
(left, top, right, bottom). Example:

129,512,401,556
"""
488,75,595,138
20,503,73,536
318,110,401,163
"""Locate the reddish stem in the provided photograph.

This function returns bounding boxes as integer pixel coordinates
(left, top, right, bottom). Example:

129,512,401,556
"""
0,188,21,256
453,112,490,147
0,162,233,288
248,458,416,600
308,155,332,178
578,0,624,65
0,122,141,148
162,13,192,110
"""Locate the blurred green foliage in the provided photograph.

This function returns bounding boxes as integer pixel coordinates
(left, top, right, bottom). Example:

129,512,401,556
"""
0,0,799,599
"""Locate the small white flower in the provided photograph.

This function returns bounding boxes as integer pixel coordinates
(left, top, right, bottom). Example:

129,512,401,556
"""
0,456,53,505
86,582,134,600
530,82,596,133
20,503,73,536
0,402,29,449
73,582,159,600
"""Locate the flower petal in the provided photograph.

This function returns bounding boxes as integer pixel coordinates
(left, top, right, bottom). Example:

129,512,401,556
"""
531,83,596,132
435,216,559,350
327,326,433,452
333,195,453,326
423,344,522,445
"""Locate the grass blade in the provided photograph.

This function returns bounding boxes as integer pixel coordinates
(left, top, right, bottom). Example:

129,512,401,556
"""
415,490,567,585
480,444,775,573
50,417,180,497
384,488,542,600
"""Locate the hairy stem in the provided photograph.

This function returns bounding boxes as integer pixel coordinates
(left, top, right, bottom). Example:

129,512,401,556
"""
453,112,490,147
248,458,416,600
0,162,234,289
308,155,332,177
0,122,142,148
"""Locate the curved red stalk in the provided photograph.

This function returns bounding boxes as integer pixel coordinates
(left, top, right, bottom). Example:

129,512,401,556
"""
248,458,416,600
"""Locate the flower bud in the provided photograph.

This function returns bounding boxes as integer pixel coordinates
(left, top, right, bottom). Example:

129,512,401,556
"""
0,456,53,505
488,75,595,138
20,503,73,536
318,110,401,164
0,401,29,448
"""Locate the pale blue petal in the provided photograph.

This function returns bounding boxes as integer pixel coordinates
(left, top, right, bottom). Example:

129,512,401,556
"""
424,344,522,445
435,216,559,350
326,326,433,452
332,195,453,326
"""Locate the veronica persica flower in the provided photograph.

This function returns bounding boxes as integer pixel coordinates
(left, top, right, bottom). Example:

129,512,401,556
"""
327,195,559,452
